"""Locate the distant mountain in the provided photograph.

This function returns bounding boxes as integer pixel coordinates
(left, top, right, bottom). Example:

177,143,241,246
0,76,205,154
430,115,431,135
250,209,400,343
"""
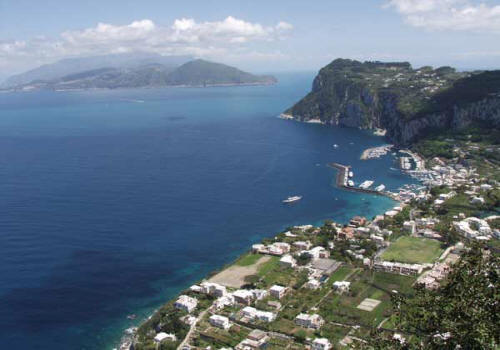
165,59,277,86
2,58,277,91
2,53,192,88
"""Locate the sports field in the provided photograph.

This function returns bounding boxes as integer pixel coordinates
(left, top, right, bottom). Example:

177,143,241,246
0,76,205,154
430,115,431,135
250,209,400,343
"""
381,236,443,264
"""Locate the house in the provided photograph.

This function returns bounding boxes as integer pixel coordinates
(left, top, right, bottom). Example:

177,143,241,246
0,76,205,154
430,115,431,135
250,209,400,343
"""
269,285,287,299
233,289,254,305
214,295,235,309
236,329,269,349
200,281,226,297
154,332,176,343
332,281,350,293
174,295,198,313
295,313,324,329
312,338,332,350
306,278,321,290
349,216,367,227
293,240,312,250
209,315,231,330
304,246,330,259
480,184,493,191
403,220,416,234
241,306,276,322
279,254,296,268
470,196,485,205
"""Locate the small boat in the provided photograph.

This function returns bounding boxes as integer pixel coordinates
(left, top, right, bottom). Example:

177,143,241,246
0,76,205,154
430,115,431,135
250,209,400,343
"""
359,180,374,189
333,144,339,148
127,314,137,320
375,184,386,192
348,180,355,187
282,195,302,203
348,171,353,178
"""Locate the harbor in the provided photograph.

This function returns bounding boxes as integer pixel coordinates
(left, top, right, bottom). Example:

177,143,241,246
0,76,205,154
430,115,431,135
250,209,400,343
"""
328,163,399,200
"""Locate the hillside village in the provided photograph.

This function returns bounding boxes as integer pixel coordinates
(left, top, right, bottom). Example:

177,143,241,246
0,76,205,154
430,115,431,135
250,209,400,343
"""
122,133,499,350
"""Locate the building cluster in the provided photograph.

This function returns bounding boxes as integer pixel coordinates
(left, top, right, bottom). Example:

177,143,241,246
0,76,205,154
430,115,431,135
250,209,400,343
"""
417,262,452,290
453,217,495,241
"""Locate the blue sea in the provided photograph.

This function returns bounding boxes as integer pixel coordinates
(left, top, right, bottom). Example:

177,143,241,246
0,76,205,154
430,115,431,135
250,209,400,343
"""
0,73,416,349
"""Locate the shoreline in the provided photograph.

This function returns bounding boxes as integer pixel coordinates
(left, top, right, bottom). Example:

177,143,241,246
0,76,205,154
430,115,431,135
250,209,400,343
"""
117,158,411,350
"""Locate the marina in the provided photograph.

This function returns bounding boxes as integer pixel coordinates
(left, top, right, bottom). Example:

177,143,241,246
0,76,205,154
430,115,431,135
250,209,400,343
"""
329,163,399,200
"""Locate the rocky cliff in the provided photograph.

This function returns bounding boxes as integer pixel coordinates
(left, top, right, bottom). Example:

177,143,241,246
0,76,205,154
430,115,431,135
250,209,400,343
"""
285,59,500,145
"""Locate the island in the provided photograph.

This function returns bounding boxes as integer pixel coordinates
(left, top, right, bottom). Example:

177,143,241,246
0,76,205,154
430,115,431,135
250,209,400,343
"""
1,55,277,91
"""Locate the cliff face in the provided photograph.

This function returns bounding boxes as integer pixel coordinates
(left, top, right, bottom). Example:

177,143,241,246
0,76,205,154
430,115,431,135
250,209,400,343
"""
285,59,500,145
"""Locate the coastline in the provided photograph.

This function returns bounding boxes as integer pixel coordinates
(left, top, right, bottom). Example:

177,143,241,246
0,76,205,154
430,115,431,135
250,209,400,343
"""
117,157,410,350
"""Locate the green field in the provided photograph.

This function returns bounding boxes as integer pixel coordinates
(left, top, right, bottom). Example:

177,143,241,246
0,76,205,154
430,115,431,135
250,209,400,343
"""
235,253,262,266
381,236,443,264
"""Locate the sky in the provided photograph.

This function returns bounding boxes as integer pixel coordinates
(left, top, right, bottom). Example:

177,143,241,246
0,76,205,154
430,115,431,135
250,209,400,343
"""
1,0,500,78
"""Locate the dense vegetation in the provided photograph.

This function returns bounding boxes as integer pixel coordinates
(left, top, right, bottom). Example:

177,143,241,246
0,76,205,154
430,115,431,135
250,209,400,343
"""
369,246,499,349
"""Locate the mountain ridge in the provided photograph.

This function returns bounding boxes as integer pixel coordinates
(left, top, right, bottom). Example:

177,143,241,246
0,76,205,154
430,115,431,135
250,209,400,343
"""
3,56,276,91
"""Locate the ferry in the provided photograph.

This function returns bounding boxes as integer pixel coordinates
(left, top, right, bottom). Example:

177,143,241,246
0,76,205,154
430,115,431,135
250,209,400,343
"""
359,180,374,189
347,180,355,187
375,184,386,192
282,195,302,203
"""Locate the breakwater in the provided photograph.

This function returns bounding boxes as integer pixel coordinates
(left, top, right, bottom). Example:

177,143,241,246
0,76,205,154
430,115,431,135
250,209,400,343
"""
328,163,399,200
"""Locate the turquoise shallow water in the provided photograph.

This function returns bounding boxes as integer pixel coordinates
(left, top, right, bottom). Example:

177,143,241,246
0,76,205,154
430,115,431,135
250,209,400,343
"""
0,73,416,349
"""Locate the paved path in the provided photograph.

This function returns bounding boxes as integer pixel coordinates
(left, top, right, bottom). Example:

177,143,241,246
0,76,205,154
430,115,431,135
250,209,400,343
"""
177,308,210,350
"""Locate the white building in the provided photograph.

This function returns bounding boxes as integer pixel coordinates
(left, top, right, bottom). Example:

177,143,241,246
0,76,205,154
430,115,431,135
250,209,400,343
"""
453,217,492,240
403,220,416,234
269,285,287,299
333,281,350,293
279,254,296,268
293,240,312,250
214,295,235,310
233,289,254,305
154,332,176,343
174,295,198,313
200,281,227,297
295,313,324,329
306,278,321,290
209,314,231,330
312,338,332,350
241,306,276,322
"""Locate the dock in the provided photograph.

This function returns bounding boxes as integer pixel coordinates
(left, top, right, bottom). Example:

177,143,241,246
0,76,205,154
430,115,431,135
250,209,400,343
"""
329,163,399,200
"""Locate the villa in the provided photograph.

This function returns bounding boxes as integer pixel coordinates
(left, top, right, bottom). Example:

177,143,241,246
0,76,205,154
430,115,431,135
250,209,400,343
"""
312,338,332,350
295,313,324,329
209,314,231,330
174,295,198,313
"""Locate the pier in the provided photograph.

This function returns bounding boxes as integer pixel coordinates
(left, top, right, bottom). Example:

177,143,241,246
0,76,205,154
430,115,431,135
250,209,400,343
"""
328,163,399,200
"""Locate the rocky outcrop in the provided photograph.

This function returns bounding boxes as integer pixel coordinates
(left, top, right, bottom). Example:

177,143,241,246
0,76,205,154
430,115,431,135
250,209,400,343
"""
285,58,500,145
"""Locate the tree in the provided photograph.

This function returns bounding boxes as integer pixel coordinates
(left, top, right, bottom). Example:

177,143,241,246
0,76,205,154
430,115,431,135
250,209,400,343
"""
370,246,499,349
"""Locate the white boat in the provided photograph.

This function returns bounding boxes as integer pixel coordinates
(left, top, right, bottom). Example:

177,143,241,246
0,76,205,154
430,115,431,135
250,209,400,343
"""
333,144,339,148
375,184,386,192
348,171,353,178
359,180,374,189
348,180,355,187
282,195,302,203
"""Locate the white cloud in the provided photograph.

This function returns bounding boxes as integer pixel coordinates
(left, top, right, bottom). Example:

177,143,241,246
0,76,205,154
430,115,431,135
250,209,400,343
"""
385,0,500,32
0,16,293,73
